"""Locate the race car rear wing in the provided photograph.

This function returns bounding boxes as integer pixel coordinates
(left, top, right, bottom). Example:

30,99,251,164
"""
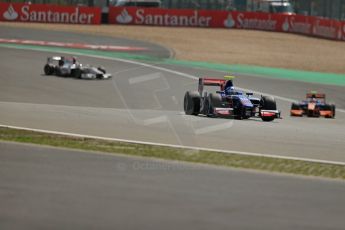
47,56,62,61
306,93,325,99
47,56,63,64
199,78,226,86
198,78,227,95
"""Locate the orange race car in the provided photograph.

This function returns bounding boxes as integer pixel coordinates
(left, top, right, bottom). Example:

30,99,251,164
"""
290,92,335,118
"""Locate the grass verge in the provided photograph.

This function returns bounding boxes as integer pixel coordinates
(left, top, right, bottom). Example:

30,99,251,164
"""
1,127,345,179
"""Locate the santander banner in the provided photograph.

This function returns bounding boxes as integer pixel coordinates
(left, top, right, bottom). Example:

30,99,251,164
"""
0,3,101,24
109,7,345,41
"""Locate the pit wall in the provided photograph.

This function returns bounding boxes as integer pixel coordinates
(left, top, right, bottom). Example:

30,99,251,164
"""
1,2,344,41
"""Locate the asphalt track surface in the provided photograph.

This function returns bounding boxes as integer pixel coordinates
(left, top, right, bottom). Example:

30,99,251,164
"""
1,141,345,230
0,46,345,163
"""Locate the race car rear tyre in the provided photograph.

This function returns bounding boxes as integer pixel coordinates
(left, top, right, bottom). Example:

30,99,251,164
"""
44,64,53,75
184,91,200,116
261,96,276,122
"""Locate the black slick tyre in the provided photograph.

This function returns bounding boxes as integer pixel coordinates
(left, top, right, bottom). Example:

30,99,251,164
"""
331,104,336,118
71,69,82,79
207,93,222,116
184,91,201,116
44,64,53,75
261,96,276,122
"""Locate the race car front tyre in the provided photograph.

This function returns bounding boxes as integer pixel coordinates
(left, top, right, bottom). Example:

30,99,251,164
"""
261,96,276,122
290,103,303,116
331,104,336,118
324,104,336,118
184,91,200,116
261,96,277,110
44,64,53,75
71,69,82,79
291,103,300,110
207,93,222,116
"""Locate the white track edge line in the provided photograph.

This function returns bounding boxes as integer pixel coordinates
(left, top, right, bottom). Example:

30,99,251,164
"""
1,124,345,166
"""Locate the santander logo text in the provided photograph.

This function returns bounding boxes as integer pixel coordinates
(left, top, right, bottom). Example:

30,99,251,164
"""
236,13,276,30
116,8,212,27
21,5,94,23
0,3,99,24
313,20,337,39
282,17,311,34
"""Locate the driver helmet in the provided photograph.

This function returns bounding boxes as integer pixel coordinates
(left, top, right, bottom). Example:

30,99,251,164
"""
225,86,235,95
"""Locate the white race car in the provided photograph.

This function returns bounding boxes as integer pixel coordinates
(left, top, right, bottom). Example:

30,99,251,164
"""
44,56,112,80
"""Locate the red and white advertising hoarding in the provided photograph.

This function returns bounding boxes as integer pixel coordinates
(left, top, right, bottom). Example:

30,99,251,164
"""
0,3,101,24
109,7,221,27
109,7,345,41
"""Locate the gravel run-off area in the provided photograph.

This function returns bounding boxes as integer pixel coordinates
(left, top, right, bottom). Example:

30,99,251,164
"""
1,22,345,74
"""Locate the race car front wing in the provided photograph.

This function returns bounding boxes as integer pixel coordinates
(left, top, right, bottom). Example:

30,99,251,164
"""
213,108,281,119
260,110,281,119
